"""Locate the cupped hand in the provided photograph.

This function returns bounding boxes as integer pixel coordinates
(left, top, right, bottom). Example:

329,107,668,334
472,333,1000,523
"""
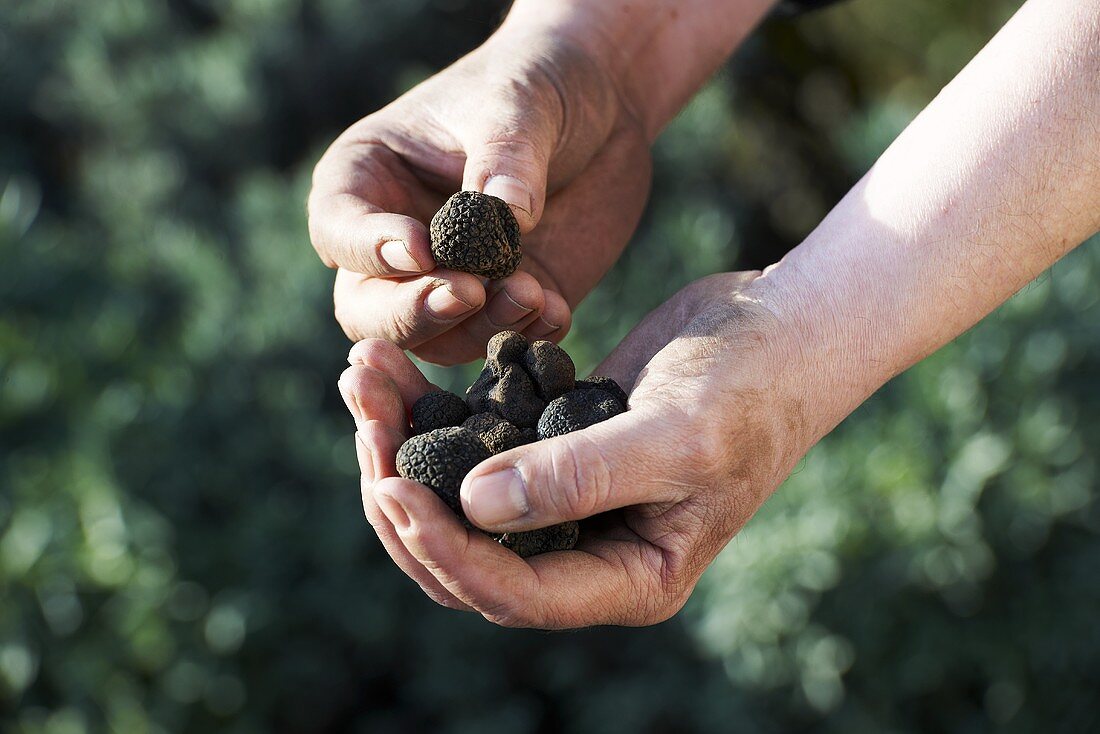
310,29,651,365
338,272,823,628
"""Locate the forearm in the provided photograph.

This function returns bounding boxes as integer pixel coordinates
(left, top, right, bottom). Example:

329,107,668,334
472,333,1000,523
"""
500,0,777,139
760,0,1100,440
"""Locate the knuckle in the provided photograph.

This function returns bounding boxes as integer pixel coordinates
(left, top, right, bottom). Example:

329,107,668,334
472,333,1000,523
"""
333,298,365,342
350,338,398,368
306,210,337,267
384,302,422,347
537,435,612,520
424,588,465,611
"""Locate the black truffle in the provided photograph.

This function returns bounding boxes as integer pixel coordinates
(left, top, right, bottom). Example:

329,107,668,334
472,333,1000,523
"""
395,427,490,520
429,191,522,279
498,521,580,557
486,330,528,366
462,412,525,454
522,340,575,402
462,411,505,435
489,363,546,429
465,361,502,414
411,390,470,434
574,375,629,409
537,389,625,440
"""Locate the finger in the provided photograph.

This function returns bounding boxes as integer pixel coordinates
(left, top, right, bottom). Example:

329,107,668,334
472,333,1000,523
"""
347,339,435,408
461,120,557,233
455,271,546,342
521,288,571,342
338,364,408,435
406,277,569,365
334,268,486,349
308,192,435,277
373,476,673,628
356,426,473,612
459,410,689,533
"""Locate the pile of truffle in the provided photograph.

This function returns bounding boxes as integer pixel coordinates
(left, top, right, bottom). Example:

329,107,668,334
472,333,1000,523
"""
396,331,628,557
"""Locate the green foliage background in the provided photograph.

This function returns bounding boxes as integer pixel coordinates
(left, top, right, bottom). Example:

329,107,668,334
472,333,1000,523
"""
2,0,1098,732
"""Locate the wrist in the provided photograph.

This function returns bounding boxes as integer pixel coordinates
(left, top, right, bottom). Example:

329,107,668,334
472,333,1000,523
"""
740,259,895,448
499,0,776,140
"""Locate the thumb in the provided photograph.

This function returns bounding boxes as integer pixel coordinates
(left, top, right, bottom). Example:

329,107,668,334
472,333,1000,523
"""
459,411,687,533
461,121,555,233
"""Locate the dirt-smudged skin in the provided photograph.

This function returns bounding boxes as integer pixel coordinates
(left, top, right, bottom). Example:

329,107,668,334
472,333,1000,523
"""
429,191,522,279
396,427,490,521
410,390,470,434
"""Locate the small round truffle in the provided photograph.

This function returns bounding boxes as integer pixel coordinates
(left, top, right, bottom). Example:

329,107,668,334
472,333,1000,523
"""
429,191,522,279
489,363,546,428
479,420,526,454
537,389,625,440
462,412,525,454
486,330,528,366
522,340,576,402
395,427,490,520
411,390,470,434
574,375,629,409
499,521,580,557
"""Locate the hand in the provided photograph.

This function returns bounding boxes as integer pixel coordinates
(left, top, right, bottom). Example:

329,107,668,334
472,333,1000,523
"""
339,272,824,628
310,27,651,365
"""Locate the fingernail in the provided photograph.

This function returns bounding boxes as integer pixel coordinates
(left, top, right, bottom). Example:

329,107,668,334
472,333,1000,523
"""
527,315,561,339
425,284,475,320
375,487,410,531
355,433,376,484
464,469,529,527
379,240,424,273
483,175,532,214
486,290,534,327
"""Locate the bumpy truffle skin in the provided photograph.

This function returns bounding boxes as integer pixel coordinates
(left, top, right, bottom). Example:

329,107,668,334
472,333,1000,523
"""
489,363,546,428
499,521,580,557
479,420,526,454
396,427,490,520
411,390,470,434
462,411,505,435
537,388,625,440
429,191,522,279
486,330,528,366
462,412,525,454
574,375,629,409
522,340,576,402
